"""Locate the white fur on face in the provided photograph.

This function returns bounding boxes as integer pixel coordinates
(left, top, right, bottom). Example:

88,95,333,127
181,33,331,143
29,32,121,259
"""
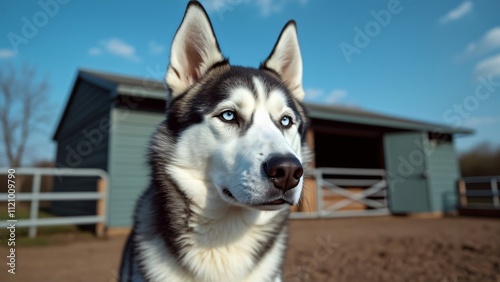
171,76,304,210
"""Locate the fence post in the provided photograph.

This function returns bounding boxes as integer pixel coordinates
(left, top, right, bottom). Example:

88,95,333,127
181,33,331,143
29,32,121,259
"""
315,170,323,217
382,179,389,208
458,179,467,209
491,178,499,208
96,178,106,238
29,173,41,238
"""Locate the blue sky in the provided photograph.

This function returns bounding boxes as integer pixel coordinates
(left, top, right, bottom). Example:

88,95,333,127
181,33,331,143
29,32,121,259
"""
1,0,500,164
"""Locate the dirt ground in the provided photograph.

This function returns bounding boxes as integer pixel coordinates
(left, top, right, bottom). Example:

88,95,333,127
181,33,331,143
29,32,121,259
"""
1,216,499,282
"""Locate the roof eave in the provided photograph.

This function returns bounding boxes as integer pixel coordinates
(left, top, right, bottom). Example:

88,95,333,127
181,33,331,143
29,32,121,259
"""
115,84,167,100
78,70,117,92
307,106,474,135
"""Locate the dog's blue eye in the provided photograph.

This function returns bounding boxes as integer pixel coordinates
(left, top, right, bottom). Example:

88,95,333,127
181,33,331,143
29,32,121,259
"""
281,116,292,128
220,110,236,122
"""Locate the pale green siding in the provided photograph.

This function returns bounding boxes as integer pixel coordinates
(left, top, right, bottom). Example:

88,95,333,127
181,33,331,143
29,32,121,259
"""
52,80,110,216
107,108,165,227
384,132,460,214
425,141,460,212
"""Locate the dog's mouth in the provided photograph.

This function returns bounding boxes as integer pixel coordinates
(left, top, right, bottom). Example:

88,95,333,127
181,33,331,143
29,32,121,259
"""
223,188,235,198
263,198,290,205
222,189,292,206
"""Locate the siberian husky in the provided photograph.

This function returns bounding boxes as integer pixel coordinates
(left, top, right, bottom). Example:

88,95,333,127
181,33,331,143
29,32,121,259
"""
119,1,309,281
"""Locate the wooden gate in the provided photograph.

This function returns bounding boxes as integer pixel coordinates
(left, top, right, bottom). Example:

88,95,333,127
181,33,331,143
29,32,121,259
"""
291,167,389,218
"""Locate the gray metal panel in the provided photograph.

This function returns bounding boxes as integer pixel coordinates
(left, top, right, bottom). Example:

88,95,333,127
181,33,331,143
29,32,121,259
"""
425,142,460,212
384,132,430,213
108,108,165,227
52,81,111,217
56,81,111,140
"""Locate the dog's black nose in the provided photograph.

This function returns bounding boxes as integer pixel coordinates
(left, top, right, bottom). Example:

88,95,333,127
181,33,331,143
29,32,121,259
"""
263,154,303,192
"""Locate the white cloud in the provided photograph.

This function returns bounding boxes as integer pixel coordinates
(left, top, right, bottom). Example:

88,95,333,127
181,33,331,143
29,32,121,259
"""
149,40,165,55
202,0,231,12
88,38,141,62
103,38,140,61
88,47,102,56
463,116,500,127
475,53,500,78
304,88,324,100
462,27,500,57
304,88,347,104
256,0,283,16
440,1,473,24
257,0,308,16
0,49,16,59
325,89,347,104
201,0,307,17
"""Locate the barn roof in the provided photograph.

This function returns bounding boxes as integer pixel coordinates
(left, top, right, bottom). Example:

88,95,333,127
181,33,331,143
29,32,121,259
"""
53,69,473,139
306,103,472,135
78,69,167,99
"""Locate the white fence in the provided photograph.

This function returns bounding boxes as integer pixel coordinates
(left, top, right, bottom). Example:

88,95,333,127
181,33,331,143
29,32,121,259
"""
1,167,391,237
291,167,389,219
458,176,500,209
0,168,109,238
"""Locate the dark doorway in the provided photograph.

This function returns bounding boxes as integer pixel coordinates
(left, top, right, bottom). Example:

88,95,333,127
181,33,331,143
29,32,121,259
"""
314,132,384,169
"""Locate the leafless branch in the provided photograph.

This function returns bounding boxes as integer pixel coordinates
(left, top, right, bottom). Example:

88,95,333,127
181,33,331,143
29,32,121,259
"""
0,64,51,167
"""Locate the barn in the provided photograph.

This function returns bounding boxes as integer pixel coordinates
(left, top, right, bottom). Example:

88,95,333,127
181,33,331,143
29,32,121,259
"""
52,69,472,230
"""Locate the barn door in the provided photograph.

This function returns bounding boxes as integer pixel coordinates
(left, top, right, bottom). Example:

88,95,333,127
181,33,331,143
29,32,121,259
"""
384,132,430,213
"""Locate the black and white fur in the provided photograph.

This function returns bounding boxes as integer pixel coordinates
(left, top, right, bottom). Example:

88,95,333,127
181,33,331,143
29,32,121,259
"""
119,2,309,281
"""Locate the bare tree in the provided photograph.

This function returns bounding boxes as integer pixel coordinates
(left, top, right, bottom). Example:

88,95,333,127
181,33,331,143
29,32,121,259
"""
460,142,500,176
0,64,50,167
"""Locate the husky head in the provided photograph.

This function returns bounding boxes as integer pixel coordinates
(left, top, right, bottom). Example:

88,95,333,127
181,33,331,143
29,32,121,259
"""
162,1,309,211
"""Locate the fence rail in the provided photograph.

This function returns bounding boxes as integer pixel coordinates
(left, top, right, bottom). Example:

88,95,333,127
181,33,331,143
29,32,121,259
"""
290,167,389,219
0,167,109,238
458,176,500,209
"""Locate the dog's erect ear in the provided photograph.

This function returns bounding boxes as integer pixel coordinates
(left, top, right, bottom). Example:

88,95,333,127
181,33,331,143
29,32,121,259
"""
261,21,304,101
166,1,225,97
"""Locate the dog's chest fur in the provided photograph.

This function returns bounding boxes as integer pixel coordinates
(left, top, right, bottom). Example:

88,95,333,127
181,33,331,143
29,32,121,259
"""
131,187,288,282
